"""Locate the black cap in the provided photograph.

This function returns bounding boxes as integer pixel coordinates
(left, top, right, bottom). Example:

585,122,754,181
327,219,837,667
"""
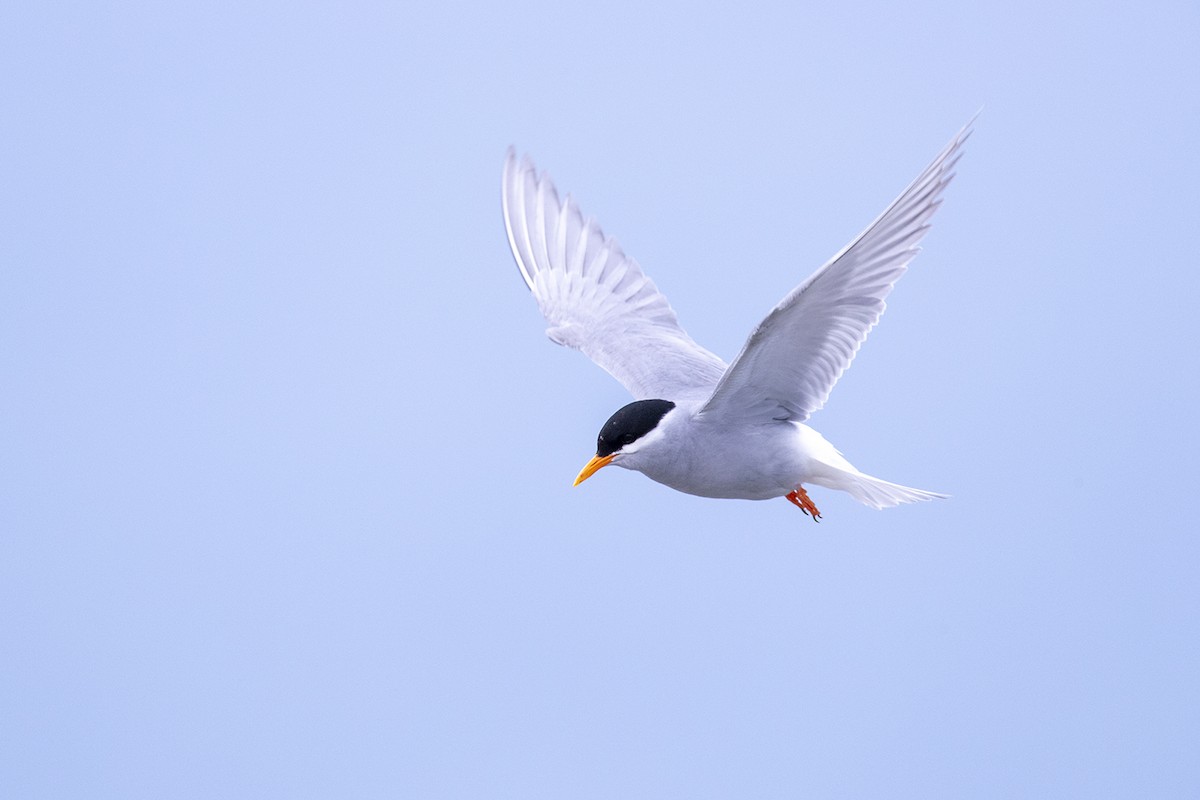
595,399,676,457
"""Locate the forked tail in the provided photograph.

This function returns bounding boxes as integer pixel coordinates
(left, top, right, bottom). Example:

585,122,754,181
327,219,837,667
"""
811,466,948,510
795,425,948,510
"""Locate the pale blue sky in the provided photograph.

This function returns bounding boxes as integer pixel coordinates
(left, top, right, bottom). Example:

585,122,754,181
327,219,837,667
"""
2,1,1198,797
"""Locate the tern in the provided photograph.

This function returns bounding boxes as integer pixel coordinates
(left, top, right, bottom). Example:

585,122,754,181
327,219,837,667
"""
501,122,970,520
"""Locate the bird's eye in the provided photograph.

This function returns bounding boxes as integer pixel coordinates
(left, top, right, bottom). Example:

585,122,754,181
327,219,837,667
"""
620,433,636,446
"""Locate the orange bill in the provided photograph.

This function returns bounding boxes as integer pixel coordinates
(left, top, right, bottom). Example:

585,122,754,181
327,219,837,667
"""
573,453,615,486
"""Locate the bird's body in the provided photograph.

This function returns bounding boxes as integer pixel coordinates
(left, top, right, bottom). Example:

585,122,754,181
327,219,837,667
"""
614,403,803,501
613,404,942,507
501,121,971,519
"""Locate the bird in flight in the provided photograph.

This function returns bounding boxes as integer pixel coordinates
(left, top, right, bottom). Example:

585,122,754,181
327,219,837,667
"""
501,121,971,520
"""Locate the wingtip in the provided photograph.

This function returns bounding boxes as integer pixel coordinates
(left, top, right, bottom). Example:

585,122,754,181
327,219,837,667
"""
954,110,982,144
503,146,540,179
502,147,523,190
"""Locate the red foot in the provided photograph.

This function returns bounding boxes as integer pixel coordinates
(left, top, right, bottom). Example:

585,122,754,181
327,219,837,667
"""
785,487,822,522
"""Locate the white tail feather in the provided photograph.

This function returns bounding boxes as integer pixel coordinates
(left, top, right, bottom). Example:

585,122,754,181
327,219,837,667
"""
813,467,948,510
796,424,947,510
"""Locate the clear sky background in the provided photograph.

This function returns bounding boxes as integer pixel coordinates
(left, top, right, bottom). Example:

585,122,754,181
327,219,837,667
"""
3,1,1198,797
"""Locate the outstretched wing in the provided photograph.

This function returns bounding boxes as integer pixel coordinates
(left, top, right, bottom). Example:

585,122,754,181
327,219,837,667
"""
700,121,972,424
502,149,726,401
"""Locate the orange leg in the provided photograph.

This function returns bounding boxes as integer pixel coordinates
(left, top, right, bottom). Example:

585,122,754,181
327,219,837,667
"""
785,487,822,522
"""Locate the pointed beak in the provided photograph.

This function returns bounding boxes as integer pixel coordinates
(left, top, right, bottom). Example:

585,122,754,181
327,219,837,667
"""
573,453,615,486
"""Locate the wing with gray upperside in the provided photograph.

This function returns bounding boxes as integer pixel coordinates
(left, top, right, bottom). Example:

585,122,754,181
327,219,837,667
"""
699,120,973,424
502,149,727,401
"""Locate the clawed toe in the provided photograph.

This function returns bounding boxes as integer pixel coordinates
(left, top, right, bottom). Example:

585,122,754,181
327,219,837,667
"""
785,487,822,521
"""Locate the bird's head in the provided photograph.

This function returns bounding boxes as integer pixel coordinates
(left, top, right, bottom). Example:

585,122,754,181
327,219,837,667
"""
573,399,677,486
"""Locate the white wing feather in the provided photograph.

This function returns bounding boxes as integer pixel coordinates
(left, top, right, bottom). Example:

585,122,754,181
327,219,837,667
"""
700,121,973,423
502,149,726,401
